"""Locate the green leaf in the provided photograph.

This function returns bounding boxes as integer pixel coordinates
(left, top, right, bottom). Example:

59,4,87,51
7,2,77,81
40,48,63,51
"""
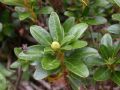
67,75,81,90
71,47,100,58
49,12,64,42
85,16,107,25
0,64,12,77
68,23,88,39
40,6,54,14
113,0,120,7
100,33,112,47
22,63,29,71
99,45,114,59
71,40,87,49
30,25,52,45
0,22,3,32
65,59,89,78
33,65,49,80
68,47,104,66
0,73,7,90
94,67,111,81
113,41,120,56
111,71,120,86
14,47,22,57
0,0,23,6
94,0,109,7
61,35,75,46
83,56,104,66
18,45,44,60
61,45,73,50
41,55,60,70
64,11,75,17
107,24,120,34
112,13,120,21
10,61,21,69
63,17,75,33
44,47,53,53
15,6,30,20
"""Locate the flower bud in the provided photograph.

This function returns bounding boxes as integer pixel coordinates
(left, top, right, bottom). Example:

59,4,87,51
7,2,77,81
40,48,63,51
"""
51,41,60,50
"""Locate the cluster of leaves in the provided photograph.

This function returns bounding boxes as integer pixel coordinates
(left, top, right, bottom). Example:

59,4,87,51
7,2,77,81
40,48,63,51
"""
0,0,120,90
12,12,89,88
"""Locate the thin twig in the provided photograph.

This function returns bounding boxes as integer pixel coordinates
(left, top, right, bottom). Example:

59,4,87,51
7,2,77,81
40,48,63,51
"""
15,67,23,90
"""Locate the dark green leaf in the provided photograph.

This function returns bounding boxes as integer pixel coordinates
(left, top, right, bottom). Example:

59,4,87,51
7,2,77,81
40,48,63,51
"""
111,71,120,86
63,17,75,33
40,6,54,14
99,45,114,59
94,67,111,81
41,55,60,70
65,59,89,78
85,16,107,25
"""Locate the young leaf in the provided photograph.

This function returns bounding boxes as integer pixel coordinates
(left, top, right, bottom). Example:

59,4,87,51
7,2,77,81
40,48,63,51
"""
30,25,52,45
33,65,49,80
65,59,89,78
61,45,73,50
100,33,112,47
49,12,64,42
111,71,120,86
63,17,75,33
61,35,75,46
94,67,111,81
41,55,60,70
68,23,88,39
44,47,53,53
71,40,87,49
